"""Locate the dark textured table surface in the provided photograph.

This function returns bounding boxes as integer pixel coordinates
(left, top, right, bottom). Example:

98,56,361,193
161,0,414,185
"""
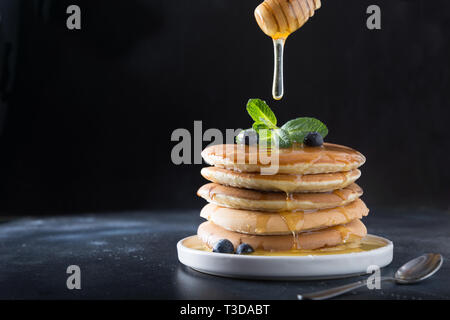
0,207,449,300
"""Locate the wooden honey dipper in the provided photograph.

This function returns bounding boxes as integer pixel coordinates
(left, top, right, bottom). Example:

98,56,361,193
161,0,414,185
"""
254,0,321,99
255,0,321,39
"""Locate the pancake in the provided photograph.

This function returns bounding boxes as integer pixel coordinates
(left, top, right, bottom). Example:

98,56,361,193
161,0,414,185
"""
200,199,369,235
201,143,365,175
201,166,361,193
198,182,363,211
197,219,367,251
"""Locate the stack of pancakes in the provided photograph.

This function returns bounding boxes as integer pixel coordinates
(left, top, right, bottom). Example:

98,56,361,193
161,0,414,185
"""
196,143,368,252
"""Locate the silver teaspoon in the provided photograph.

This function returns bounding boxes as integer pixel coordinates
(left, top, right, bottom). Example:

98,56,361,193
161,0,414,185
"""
298,253,443,300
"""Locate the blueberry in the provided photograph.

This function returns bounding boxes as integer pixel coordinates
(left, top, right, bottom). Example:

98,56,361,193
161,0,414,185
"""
303,132,323,147
236,243,254,254
236,129,259,145
212,239,234,254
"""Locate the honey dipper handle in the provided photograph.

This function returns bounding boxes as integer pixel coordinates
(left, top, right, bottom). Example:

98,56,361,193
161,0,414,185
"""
272,38,285,100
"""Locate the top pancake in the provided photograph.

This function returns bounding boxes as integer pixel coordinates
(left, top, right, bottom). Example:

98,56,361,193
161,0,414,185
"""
201,143,365,174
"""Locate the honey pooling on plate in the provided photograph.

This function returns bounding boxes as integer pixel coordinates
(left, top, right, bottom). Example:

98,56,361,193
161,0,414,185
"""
254,0,321,100
184,235,389,257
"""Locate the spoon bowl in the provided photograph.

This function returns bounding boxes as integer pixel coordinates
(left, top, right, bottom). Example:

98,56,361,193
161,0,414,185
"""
395,253,443,284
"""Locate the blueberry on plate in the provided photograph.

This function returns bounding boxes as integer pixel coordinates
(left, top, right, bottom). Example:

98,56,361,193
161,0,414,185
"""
303,132,324,147
236,243,254,254
213,239,234,254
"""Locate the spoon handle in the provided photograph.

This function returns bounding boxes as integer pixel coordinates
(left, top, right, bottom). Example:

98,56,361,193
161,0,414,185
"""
297,276,394,300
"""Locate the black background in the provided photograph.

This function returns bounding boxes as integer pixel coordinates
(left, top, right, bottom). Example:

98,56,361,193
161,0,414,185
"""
0,0,448,214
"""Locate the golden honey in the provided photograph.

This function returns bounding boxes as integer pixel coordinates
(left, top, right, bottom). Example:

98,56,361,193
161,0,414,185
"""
184,235,388,257
255,214,271,233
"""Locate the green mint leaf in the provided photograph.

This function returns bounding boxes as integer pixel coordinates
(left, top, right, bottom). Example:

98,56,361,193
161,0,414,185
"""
271,128,292,148
258,128,292,148
281,117,328,143
246,99,277,129
252,121,270,132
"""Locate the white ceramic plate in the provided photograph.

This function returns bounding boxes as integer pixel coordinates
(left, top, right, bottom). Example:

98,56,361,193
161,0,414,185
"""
177,234,393,280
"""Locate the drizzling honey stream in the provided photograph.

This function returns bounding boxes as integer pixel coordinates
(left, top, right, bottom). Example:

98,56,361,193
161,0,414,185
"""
254,0,321,100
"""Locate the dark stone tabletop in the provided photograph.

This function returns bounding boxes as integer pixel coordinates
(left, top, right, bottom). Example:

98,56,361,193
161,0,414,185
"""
0,207,449,300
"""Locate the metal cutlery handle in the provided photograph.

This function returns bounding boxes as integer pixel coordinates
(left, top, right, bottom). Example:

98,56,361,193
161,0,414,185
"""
298,276,394,300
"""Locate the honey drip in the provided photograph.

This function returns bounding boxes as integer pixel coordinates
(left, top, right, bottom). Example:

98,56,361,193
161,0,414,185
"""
254,0,321,100
333,189,347,201
255,214,271,233
272,38,285,100
285,192,294,210
337,206,350,221
280,192,304,249
279,210,305,249
330,225,353,244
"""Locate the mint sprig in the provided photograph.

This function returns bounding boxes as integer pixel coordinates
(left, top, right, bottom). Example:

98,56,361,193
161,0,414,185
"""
238,98,328,148
281,117,328,143
246,99,277,129
270,128,292,148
